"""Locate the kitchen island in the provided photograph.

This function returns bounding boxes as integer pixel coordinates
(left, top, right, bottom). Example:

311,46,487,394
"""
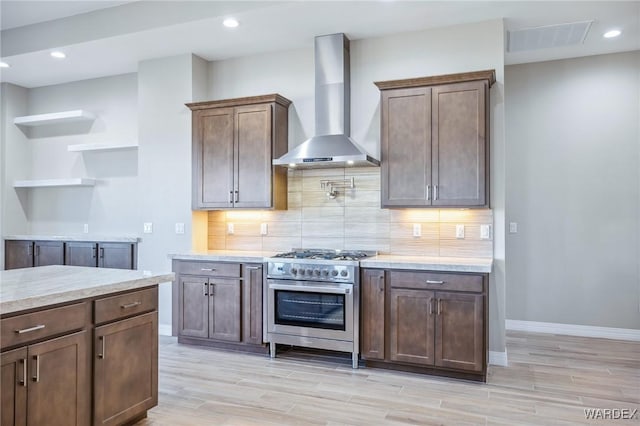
0,265,174,426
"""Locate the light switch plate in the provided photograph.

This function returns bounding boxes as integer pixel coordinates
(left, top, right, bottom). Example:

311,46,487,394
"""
143,222,153,233
260,223,268,235
83,224,89,233
412,224,421,237
509,222,518,233
456,224,465,239
480,224,493,240
175,223,185,234
227,223,234,235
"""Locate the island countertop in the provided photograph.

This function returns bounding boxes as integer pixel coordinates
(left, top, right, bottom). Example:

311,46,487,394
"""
0,265,174,315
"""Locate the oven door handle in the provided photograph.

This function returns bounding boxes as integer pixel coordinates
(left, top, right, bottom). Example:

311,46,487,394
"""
268,283,351,295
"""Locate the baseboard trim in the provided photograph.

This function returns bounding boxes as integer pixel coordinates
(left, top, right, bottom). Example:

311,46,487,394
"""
489,350,508,367
158,323,172,336
506,320,640,342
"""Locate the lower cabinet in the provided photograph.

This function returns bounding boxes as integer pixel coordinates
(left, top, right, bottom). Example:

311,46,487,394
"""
94,312,158,426
173,260,264,350
0,331,90,426
361,268,487,381
4,241,64,270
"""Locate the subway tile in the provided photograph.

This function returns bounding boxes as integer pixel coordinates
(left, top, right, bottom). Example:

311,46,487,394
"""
345,207,390,223
302,174,346,192
263,208,301,222
344,237,390,253
302,206,344,222
389,209,440,223
302,168,345,178
439,240,493,258
439,209,493,223
389,223,439,240
207,236,226,250
262,236,302,252
208,211,226,222
302,221,344,238
344,190,380,208
287,191,303,209
229,222,261,237
343,172,381,190
208,222,227,237
389,238,439,256
264,221,302,237
344,222,389,239
225,210,266,222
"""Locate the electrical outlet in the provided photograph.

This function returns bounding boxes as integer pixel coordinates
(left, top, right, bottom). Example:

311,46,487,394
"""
227,223,234,235
143,222,153,233
175,223,185,234
83,224,89,233
412,224,422,237
456,224,465,239
143,270,152,276
509,222,518,233
480,224,492,240
260,223,268,236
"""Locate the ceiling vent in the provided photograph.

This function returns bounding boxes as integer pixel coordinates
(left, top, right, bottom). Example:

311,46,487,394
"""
507,21,593,52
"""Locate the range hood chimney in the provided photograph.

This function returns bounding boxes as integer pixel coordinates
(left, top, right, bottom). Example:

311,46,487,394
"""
273,33,379,169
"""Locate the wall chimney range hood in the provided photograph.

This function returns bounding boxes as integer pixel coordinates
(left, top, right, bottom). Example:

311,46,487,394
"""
273,33,379,169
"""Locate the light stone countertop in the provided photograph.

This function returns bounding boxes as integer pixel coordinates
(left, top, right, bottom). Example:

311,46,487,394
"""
0,265,174,315
4,234,141,243
360,255,493,273
169,250,278,263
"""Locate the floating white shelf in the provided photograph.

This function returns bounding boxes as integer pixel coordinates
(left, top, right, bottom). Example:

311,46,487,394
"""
67,142,138,152
14,110,96,127
13,178,97,188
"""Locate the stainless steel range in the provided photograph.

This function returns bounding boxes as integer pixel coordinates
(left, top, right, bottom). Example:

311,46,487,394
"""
265,249,374,368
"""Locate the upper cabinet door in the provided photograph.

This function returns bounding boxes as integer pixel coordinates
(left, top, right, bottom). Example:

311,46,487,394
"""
432,81,487,207
234,104,272,209
381,87,431,207
195,108,235,209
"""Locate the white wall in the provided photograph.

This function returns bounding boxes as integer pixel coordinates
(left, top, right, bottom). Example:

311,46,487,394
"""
208,20,507,353
23,73,139,235
137,53,208,329
505,51,640,329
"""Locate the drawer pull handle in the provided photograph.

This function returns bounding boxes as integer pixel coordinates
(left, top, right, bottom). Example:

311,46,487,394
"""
15,324,45,334
98,336,105,359
246,266,261,270
428,298,433,315
20,358,27,386
426,280,445,285
32,355,40,382
201,268,216,272
121,301,142,309
437,299,442,315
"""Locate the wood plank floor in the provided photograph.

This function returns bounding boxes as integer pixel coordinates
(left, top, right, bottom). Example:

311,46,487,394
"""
136,331,639,425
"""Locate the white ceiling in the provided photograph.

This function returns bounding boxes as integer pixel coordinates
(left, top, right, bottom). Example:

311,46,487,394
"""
1,1,638,88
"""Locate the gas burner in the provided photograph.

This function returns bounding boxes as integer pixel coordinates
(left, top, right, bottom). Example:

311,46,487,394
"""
272,249,372,261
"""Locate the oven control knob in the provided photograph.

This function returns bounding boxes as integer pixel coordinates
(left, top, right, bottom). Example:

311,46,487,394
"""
306,269,313,276
314,269,320,276
340,270,348,277
291,268,297,275
331,270,338,277
322,270,329,277
299,269,305,275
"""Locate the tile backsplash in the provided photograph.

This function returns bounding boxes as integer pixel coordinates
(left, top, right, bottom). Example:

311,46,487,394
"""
207,168,493,258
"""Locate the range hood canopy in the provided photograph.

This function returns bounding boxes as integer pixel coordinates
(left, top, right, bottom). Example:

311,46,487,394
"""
273,33,379,169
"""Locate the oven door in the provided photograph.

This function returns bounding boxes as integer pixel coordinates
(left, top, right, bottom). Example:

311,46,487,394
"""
267,279,354,341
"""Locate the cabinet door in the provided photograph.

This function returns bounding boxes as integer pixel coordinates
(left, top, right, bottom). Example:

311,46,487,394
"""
242,265,263,345
94,312,158,426
66,242,98,267
432,81,487,207
4,241,33,270
194,107,234,209
1,348,27,426
27,331,90,426
381,87,432,207
209,278,241,342
33,241,64,267
360,269,385,360
234,104,272,208
98,243,134,270
178,276,209,338
389,288,435,365
435,292,484,372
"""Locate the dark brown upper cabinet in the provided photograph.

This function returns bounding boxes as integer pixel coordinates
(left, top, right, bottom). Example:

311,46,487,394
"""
375,70,495,208
187,94,291,210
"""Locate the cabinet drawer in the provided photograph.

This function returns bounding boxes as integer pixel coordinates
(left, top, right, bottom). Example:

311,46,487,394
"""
0,302,87,349
389,271,483,293
175,261,240,278
94,287,158,325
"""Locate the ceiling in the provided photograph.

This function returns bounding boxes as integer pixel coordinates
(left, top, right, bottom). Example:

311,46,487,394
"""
1,1,638,88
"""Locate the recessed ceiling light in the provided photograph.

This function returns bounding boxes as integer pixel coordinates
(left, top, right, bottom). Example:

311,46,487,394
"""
603,29,622,38
223,18,239,28
0,62,9,68
50,51,66,59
